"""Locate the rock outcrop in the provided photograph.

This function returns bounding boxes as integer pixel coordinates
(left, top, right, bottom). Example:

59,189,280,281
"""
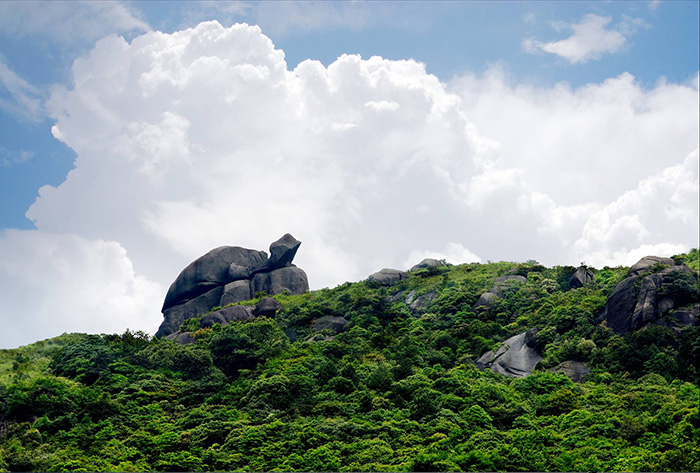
569,266,594,289
551,361,590,382
368,268,408,286
475,329,542,377
473,275,527,309
602,256,698,335
156,234,308,338
410,258,445,272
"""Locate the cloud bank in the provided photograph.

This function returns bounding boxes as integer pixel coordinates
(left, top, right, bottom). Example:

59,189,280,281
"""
0,21,697,348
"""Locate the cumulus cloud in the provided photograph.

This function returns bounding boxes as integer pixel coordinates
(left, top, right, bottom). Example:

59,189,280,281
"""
0,21,697,347
523,14,647,63
0,230,161,348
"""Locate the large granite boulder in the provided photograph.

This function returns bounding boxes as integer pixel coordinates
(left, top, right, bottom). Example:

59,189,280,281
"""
162,246,267,311
410,258,445,272
475,329,542,377
200,305,255,328
156,235,309,338
628,256,675,277
368,268,408,286
312,315,350,333
252,266,309,296
253,297,282,317
602,256,697,335
569,266,594,289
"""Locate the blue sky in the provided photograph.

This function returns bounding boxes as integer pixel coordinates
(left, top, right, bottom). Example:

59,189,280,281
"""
0,1,698,348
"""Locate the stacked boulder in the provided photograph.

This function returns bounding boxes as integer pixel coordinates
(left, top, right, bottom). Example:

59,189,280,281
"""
602,256,698,335
156,234,308,338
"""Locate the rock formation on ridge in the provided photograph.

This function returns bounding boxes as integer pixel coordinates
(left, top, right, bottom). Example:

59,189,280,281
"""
156,234,308,338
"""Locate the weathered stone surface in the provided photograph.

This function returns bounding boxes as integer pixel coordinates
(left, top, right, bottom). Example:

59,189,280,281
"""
157,234,309,338
410,258,444,272
368,268,408,286
165,332,195,345
409,292,436,313
473,292,499,309
569,266,594,289
602,276,638,334
157,286,224,338
262,233,301,271
162,246,267,311
252,266,309,296
312,315,350,333
494,275,528,284
603,256,697,335
551,361,590,382
201,305,255,328
475,331,542,378
220,280,252,307
228,263,252,281
628,256,675,277
671,305,698,326
253,297,282,317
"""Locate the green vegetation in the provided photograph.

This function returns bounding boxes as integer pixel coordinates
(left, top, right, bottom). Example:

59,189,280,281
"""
1,252,699,472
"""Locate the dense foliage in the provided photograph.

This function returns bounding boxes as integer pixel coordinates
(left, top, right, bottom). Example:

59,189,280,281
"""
1,251,698,472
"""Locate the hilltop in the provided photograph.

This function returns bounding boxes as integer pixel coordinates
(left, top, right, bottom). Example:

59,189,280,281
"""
0,247,698,472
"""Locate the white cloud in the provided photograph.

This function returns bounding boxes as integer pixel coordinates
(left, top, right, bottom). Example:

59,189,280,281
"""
0,1,149,48
0,58,44,122
1,22,697,347
0,230,161,349
523,14,645,63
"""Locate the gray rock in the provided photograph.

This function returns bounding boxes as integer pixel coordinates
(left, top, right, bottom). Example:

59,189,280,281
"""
252,266,309,296
157,286,224,338
628,256,675,277
165,332,195,345
569,266,594,289
368,268,408,286
253,297,282,317
494,275,528,284
603,259,697,335
551,361,590,382
473,292,499,309
475,331,542,378
410,258,445,272
312,315,350,333
409,292,436,313
261,233,301,271
602,276,638,334
201,305,255,327
220,280,252,306
162,246,267,311
228,263,252,281
671,305,698,326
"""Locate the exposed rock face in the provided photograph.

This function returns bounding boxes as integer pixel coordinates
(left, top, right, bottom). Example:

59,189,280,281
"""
475,329,542,377
156,234,308,338
165,332,195,345
473,275,527,310
253,297,282,317
551,361,590,382
387,289,436,314
368,268,408,286
410,258,445,272
312,315,350,333
602,256,697,335
569,266,594,289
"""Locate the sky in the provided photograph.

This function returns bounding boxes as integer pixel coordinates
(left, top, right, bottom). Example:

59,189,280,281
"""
0,1,698,349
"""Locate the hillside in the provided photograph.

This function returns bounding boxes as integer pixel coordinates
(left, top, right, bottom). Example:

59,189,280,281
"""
0,249,698,472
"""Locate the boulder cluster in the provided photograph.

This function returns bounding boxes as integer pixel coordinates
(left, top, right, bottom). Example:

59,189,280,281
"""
602,256,697,335
156,234,308,338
